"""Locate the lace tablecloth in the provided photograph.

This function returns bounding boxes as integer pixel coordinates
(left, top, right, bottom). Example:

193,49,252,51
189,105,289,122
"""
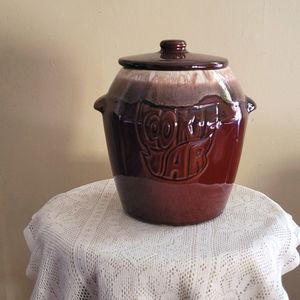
24,179,300,300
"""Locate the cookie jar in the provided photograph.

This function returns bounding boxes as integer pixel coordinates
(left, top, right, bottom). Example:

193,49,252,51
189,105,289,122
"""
94,40,256,225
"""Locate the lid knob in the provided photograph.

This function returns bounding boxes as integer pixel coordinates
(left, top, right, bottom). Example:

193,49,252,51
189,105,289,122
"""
160,40,187,53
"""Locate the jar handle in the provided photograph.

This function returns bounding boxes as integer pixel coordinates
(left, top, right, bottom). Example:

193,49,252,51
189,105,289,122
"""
94,95,107,113
245,96,257,114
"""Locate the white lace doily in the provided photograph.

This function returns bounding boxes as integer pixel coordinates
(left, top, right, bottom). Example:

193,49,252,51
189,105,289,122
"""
24,179,300,300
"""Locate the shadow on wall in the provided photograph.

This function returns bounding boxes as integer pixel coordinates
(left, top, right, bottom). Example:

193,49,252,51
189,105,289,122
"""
0,42,110,298
260,166,300,224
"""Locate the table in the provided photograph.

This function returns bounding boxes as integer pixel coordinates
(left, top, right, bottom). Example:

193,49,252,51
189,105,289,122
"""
24,179,300,299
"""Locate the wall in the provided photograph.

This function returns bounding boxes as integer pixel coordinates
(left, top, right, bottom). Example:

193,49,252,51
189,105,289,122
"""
0,0,299,298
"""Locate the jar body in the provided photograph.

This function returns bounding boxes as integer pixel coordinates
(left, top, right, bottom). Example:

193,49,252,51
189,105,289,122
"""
95,67,252,225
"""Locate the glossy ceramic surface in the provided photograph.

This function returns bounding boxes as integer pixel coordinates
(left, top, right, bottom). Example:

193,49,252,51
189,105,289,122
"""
95,40,256,225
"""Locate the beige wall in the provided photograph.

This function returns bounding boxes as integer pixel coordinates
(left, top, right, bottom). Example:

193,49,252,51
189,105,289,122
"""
1,0,299,298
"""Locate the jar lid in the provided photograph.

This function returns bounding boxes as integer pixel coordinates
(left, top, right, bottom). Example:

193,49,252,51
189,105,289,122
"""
118,40,228,71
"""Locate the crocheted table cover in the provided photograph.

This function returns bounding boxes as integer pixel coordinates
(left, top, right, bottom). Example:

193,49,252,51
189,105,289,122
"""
24,179,300,299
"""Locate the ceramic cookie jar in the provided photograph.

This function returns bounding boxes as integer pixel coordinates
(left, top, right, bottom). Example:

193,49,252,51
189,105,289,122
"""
94,40,256,225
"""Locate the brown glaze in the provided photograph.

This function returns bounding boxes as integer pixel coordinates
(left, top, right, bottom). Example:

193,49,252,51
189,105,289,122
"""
119,40,228,71
95,93,248,225
94,40,256,225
